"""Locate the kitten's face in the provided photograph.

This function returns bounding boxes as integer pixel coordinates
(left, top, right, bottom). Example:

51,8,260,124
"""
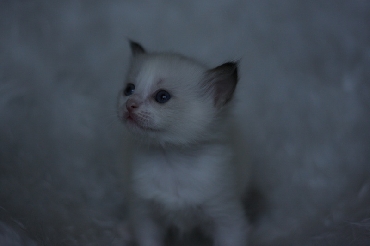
117,41,237,145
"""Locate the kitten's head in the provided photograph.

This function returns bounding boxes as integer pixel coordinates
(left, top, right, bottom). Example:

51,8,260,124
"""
117,41,238,146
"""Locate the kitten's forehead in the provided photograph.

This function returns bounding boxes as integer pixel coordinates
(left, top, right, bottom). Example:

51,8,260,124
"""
133,54,206,93
134,60,162,94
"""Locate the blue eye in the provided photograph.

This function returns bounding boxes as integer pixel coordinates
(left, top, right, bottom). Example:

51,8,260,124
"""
155,90,171,103
124,83,135,96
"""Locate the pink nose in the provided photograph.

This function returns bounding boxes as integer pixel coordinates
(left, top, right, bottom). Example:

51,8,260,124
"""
126,98,140,112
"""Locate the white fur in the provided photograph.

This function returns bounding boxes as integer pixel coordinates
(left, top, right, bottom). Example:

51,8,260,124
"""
117,46,249,245
118,53,218,146
2,2,369,245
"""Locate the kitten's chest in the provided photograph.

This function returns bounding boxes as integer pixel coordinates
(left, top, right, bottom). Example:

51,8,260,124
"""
131,147,229,208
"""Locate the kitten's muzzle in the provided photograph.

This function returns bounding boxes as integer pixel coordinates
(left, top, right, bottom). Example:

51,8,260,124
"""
126,98,141,113
124,99,142,126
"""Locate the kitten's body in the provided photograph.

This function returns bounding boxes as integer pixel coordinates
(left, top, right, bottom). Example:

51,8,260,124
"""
117,41,249,246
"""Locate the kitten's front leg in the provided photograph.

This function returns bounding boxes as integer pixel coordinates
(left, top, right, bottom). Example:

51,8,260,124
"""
208,201,249,246
131,201,165,246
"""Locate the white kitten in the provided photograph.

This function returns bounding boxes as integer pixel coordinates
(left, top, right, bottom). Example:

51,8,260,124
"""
117,41,249,246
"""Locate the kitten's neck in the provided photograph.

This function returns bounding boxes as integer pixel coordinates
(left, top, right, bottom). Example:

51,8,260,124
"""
129,108,233,149
133,129,229,152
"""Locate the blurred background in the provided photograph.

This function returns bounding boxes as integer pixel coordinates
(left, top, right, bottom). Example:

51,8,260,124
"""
0,0,369,245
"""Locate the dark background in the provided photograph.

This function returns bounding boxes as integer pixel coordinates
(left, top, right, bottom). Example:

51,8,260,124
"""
0,0,369,245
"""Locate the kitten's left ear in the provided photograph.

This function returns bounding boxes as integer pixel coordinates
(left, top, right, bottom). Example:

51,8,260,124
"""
129,40,146,56
205,62,238,108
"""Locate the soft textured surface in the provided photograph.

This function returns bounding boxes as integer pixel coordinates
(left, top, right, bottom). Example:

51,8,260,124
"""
0,0,369,245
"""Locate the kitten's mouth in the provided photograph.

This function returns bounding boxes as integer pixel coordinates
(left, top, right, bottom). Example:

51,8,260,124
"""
124,113,158,132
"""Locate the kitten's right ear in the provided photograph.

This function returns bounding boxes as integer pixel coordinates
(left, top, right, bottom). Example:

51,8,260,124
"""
205,62,238,108
129,40,146,56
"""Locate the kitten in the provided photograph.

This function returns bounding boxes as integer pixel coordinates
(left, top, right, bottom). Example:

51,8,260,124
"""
117,41,249,246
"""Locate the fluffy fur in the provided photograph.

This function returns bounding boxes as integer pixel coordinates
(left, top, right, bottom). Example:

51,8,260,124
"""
117,41,249,246
1,1,369,245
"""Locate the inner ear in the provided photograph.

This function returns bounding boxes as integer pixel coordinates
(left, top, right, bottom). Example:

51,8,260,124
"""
129,40,146,56
205,62,238,108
